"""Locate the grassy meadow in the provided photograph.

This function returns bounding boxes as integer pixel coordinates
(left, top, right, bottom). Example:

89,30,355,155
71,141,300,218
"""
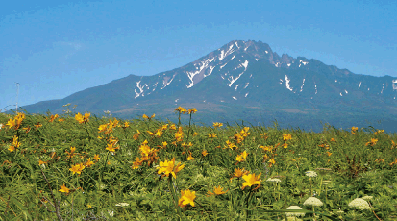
0,106,397,220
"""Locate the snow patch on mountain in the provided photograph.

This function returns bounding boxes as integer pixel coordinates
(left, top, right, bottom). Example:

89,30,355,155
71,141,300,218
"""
244,82,249,89
245,92,249,97
233,96,237,100
285,75,293,91
220,62,228,69
314,83,317,94
392,80,397,90
219,45,235,61
299,60,309,67
228,60,249,87
185,58,215,88
135,81,148,98
359,82,361,88
161,74,176,89
300,79,305,92
206,66,215,77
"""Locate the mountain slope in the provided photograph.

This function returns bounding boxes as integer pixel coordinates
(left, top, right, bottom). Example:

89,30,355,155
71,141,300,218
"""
22,40,397,132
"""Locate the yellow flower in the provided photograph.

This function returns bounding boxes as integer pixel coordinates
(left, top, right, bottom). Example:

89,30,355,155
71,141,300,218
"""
98,124,108,133
330,138,336,142
374,130,384,135
242,173,261,190
326,152,333,157
6,118,16,129
48,114,59,123
38,159,47,165
365,138,378,146
225,140,236,150
142,113,155,120
268,158,276,167
187,152,194,160
69,163,86,175
392,140,397,149
35,122,43,129
65,147,77,159
174,107,187,114
93,154,100,161
207,185,228,196
178,189,196,208
106,143,117,152
59,184,70,193
260,145,273,153
230,168,249,182
75,112,90,124
236,151,248,162
351,126,359,134
147,130,154,135
202,150,208,157
188,108,197,114
132,157,143,169
283,134,292,141
85,158,94,167
212,122,223,128
133,130,140,140
8,146,16,152
170,124,176,130
11,135,21,148
208,133,217,138
157,158,185,179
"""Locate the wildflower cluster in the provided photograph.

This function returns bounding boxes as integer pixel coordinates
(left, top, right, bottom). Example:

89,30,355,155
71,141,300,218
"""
75,112,90,124
98,118,120,135
133,140,160,169
157,158,184,179
6,112,25,130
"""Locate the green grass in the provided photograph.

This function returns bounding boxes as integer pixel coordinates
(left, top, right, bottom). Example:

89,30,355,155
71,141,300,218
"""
0,109,396,220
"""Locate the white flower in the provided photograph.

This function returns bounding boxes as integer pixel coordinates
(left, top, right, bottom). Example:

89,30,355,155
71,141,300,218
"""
303,197,323,207
266,178,282,183
348,198,371,210
115,203,129,207
285,206,306,217
305,171,317,177
108,210,114,217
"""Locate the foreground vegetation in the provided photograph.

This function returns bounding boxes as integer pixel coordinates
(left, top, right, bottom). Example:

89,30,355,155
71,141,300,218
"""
0,107,397,220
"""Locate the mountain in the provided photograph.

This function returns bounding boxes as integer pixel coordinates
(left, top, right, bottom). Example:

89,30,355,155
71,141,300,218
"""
22,40,397,132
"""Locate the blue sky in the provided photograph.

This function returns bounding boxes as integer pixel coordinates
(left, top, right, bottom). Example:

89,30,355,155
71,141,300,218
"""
1,0,396,110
